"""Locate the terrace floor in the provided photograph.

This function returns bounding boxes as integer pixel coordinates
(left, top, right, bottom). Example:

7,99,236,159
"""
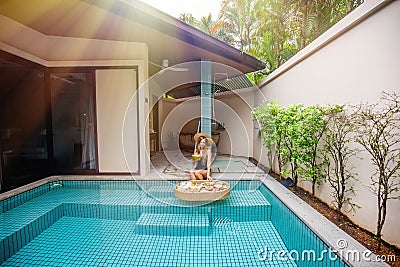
147,151,265,180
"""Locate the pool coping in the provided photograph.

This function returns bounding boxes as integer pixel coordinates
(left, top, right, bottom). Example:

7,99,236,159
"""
0,175,390,267
0,174,260,201
261,175,389,267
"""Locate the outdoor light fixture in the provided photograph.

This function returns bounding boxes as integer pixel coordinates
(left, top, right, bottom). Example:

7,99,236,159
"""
161,59,169,68
149,59,188,73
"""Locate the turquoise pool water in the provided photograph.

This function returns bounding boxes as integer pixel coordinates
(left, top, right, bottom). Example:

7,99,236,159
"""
0,180,348,266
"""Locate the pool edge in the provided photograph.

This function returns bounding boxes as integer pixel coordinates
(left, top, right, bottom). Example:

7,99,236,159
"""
261,175,389,267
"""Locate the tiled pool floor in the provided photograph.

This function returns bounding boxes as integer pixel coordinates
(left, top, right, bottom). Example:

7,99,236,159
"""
2,216,295,267
0,181,298,266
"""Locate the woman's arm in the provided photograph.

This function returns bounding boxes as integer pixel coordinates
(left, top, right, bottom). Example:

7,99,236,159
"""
206,150,212,179
193,160,198,170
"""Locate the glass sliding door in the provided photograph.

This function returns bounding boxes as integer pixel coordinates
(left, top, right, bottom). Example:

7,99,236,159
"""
0,58,49,191
50,72,97,171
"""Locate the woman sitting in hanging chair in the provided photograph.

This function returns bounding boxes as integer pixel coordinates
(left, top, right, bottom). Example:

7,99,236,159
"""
190,136,213,180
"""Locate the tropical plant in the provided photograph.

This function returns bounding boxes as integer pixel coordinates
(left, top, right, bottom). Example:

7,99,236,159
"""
287,0,362,50
249,0,297,74
179,13,232,44
296,105,331,196
323,105,360,213
278,104,304,186
252,101,281,172
179,0,364,79
179,13,198,26
219,0,260,52
345,0,364,14
353,91,400,243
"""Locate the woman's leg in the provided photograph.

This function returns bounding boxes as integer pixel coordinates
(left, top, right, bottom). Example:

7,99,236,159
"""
194,171,203,180
189,170,196,180
198,170,208,180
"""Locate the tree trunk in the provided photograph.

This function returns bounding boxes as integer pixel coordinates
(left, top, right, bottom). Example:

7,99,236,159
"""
380,195,387,246
292,161,298,187
277,141,283,178
338,153,345,212
312,179,316,196
376,171,387,246
300,0,309,49
376,181,382,242
278,153,282,178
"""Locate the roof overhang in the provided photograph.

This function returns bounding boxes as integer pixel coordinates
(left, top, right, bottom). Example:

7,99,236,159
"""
0,0,264,75
167,74,256,99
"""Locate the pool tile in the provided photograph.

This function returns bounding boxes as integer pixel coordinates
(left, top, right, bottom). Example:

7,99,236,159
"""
0,180,348,266
135,213,210,236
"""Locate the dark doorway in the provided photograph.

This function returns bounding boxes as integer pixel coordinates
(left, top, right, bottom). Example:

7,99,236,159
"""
50,72,97,171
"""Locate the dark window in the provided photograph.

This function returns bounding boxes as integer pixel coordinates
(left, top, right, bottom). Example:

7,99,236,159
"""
0,58,49,191
50,72,97,171
0,53,99,192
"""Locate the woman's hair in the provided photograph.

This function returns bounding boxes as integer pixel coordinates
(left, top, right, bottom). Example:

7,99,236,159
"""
196,142,205,151
196,140,208,164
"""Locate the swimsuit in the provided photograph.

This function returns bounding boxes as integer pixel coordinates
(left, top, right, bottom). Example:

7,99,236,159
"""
195,158,208,170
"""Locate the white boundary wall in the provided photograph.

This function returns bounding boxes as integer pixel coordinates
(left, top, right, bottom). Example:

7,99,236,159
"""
256,0,400,246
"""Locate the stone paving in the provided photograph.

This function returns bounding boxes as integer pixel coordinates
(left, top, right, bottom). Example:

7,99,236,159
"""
147,151,264,180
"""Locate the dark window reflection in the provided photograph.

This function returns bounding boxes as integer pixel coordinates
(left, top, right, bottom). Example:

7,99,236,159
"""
0,59,48,190
50,73,96,171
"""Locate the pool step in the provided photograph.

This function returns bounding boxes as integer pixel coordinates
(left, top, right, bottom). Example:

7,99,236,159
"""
141,190,272,222
135,213,210,236
211,191,272,221
0,204,64,263
146,185,174,198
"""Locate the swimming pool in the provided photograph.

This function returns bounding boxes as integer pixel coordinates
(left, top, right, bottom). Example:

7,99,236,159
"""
0,179,348,266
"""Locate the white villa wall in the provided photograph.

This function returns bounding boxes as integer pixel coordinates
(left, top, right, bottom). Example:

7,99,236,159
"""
158,99,179,150
0,15,150,175
215,90,255,157
256,0,400,246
